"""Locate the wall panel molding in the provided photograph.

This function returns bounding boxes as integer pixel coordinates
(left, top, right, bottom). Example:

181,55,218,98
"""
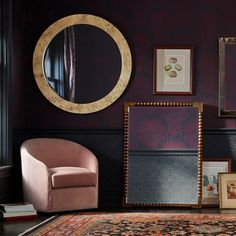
203,128,236,135
12,128,236,207
0,0,12,166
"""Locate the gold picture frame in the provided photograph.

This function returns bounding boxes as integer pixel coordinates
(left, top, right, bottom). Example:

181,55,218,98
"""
219,173,236,209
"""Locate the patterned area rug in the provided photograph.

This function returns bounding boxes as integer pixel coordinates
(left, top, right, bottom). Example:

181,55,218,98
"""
20,212,236,235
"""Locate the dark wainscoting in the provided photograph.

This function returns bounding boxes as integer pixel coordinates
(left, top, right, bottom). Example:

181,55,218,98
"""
0,166,13,203
203,129,236,170
9,128,236,208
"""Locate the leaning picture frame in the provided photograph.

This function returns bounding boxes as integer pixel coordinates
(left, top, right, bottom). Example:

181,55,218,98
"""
123,101,203,208
219,173,236,209
202,158,231,207
153,46,193,95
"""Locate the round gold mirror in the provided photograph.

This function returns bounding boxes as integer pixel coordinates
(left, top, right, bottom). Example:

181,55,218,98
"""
33,14,132,114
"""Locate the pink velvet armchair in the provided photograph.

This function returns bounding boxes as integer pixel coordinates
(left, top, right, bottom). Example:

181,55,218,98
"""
20,138,98,212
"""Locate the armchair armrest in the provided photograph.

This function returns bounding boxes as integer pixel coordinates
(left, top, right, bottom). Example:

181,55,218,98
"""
76,148,98,174
21,148,52,211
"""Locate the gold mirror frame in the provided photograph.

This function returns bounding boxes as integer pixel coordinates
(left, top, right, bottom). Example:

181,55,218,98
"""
33,14,132,114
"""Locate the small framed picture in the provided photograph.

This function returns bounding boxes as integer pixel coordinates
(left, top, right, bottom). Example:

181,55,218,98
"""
153,46,193,95
219,173,236,209
202,158,231,206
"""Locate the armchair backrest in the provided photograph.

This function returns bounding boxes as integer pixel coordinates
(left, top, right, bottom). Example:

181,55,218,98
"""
21,138,97,169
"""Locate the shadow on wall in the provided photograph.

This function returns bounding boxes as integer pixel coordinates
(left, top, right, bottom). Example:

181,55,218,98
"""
203,105,236,171
203,104,224,129
203,104,236,129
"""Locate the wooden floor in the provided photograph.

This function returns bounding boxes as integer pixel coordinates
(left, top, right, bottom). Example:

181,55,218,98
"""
1,208,236,236
0,215,49,236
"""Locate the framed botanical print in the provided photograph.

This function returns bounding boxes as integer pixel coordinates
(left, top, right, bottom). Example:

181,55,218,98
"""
202,158,231,206
153,46,193,95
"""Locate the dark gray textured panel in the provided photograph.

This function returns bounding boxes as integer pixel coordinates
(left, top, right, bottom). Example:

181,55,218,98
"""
203,129,236,171
127,150,198,204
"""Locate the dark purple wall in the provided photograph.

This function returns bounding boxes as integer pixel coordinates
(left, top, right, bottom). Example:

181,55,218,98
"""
12,0,236,130
11,0,236,208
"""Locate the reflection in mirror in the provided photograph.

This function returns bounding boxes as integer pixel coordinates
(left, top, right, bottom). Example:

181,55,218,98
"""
123,102,203,208
44,25,121,103
219,37,236,117
33,14,132,114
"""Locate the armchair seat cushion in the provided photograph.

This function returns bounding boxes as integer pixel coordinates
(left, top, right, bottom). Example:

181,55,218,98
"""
50,167,96,189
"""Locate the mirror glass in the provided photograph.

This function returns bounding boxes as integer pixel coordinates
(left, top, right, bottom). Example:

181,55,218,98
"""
33,14,132,114
219,37,236,117
44,25,121,103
